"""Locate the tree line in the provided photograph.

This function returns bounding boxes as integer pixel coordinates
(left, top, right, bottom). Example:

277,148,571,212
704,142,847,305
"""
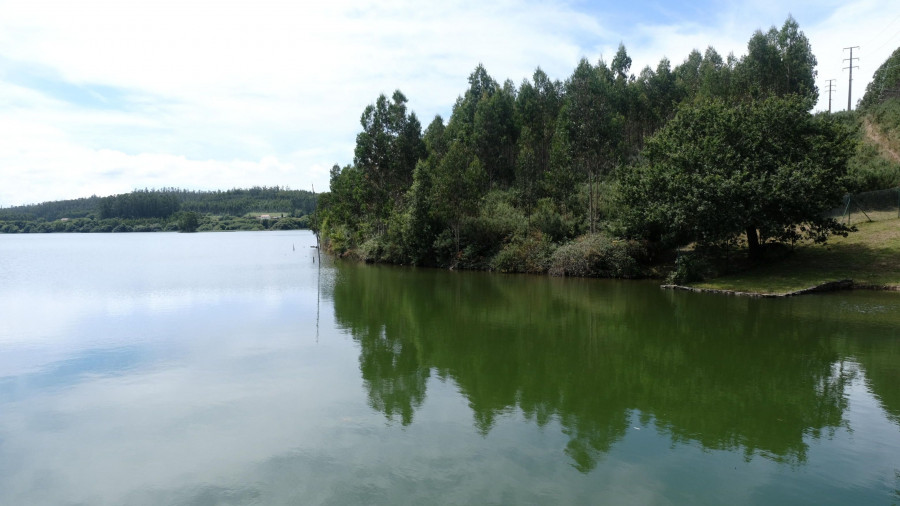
0,186,317,233
318,16,862,276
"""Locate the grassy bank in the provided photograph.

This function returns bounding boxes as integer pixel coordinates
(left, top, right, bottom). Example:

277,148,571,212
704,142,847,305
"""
692,218,900,295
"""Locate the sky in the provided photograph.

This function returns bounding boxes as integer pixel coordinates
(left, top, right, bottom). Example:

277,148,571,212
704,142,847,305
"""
1,0,899,207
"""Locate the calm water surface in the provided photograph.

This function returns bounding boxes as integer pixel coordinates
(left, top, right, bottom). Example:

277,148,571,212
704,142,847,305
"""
1,231,899,505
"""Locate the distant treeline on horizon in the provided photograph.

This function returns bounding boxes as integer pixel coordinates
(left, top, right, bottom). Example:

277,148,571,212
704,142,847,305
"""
0,186,318,233
1,186,316,220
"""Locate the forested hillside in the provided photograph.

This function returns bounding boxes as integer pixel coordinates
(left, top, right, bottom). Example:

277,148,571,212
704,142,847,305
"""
0,187,316,233
318,16,870,276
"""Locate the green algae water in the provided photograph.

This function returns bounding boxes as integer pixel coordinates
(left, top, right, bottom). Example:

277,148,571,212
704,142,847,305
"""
1,231,899,505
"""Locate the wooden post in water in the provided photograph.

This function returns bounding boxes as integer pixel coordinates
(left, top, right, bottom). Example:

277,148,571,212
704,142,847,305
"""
313,184,321,343
312,184,321,263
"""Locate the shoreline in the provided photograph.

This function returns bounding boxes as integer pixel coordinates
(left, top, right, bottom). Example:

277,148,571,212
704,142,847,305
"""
661,279,900,297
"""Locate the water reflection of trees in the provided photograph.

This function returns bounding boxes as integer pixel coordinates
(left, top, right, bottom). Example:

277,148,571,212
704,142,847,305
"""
329,263,898,471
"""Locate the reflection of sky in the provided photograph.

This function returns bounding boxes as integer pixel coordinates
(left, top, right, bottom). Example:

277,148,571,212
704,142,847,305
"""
0,231,323,370
0,231,354,505
1,232,899,505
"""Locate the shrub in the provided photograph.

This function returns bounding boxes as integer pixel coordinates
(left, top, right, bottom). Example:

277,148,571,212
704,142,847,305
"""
491,232,557,273
529,198,573,242
548,233,643,278
358,236,386,263
272,217,305,230
462,191,526,259
666,253,712,284
322,219,351,254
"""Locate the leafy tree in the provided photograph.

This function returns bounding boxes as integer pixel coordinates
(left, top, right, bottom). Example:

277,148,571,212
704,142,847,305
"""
618,95,853,257
177,211,200,233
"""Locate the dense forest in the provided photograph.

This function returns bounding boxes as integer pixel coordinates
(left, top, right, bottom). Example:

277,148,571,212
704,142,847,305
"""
317,16,900,280
0,187,317,233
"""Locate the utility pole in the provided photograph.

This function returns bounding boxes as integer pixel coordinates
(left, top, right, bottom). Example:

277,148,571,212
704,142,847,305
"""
824,79,837,112
843,46,860,111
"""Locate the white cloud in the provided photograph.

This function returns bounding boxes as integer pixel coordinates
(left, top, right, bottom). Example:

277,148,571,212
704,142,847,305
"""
0,115,306,204
1,0,898,206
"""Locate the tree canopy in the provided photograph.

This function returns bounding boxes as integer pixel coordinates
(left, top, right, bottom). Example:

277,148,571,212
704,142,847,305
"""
318,16,858,273
618,95,853,256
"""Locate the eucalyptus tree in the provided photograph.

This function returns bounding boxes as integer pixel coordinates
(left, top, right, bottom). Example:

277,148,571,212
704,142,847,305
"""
675,49,704,100
611,44,649,158
446,64,497,144
401,116,448,264
430,141,486,259
697,47,737,100
516,68,563,206
630,57,682,154
736,15,818,106
554,58,623,233
353,90,425,233
473,79,519,188
447,65,519,189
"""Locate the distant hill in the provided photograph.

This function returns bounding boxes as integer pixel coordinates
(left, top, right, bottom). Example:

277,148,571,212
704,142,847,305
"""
0,186,317,222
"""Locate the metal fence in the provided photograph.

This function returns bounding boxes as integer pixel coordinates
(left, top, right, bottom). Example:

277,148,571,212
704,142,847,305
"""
827,187,900,225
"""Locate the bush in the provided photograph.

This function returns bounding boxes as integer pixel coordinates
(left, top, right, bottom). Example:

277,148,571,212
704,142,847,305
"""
272,217,306,230
491,232,557,273
666,253,712,284
461,191,526,260
358,236,387,263
548,233,643,278
431,228,457,267
322,220,352,255
847,142,900,192
529,198,574,242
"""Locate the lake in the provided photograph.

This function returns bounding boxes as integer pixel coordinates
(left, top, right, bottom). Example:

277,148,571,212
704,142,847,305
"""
1,230,899,505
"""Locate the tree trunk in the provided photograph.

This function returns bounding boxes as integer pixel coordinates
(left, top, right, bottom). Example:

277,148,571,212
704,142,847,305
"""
746,226,761,259
454,220,461,261
589,170,595,234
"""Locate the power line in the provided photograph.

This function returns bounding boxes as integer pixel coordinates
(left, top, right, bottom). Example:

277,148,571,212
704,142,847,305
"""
864,12,900,50
844,46,860,111
872,29,900,54
824,79,837,113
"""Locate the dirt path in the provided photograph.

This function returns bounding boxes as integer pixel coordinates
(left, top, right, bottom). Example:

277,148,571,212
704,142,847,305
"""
864,118,900,163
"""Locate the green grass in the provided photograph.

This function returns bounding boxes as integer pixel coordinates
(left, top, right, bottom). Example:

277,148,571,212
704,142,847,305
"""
693,218,900,294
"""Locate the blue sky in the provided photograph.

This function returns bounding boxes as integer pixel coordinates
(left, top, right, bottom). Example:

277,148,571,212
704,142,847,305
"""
1,0,899,206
